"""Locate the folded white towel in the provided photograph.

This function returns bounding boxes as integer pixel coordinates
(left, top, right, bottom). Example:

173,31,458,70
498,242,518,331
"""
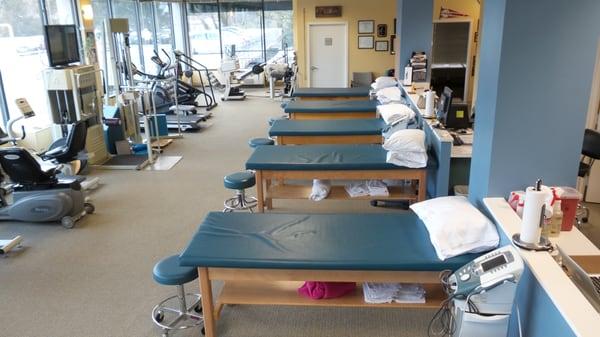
309,179,331,201
366,180,389,197
344,181,369,198
386,151,428,168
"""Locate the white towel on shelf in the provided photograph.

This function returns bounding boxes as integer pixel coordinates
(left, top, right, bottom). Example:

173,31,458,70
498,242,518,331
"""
377,104,415,125
363,283,426,304
344,181,370,198
309,179,331,201
366,180,389,197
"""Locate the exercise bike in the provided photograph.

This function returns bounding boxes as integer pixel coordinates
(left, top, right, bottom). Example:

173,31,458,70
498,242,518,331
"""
0,129,94,228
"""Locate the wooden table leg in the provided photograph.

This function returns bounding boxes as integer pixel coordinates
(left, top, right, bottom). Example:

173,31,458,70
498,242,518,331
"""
255,170,265,212
418,170,427,201
199,268,216,337
265,179,273,210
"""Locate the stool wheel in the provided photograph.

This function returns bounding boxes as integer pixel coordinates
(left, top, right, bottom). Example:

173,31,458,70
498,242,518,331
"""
194,305,203,314
155,311,165,323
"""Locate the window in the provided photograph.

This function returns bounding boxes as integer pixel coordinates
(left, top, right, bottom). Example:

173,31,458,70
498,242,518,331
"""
219,0,264,68
264,0,293,62
187,0,221,69
112,0,143,69
45,0,77,25
186,0,293,70
0,0,50,124
139,1,157,72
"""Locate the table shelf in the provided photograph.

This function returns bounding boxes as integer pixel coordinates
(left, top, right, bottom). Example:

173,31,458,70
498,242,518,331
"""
218,281,445,309
266,184,419,201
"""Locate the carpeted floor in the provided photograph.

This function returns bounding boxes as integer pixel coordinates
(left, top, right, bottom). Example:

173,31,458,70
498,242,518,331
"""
0,89,434,337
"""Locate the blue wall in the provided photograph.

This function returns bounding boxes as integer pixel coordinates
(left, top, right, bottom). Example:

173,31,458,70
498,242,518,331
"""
469,0,600,205
469,0,600,336
397,0,433,71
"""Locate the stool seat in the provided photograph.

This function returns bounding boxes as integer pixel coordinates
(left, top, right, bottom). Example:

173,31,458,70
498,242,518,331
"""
268,115,288,126
153,255,198,286
224,171,256,190
248,137,274,148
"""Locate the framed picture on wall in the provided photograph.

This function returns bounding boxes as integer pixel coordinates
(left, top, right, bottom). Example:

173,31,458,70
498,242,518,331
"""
358,20,375,34
377,24,388,37
358,35,374,49
375,41,389,52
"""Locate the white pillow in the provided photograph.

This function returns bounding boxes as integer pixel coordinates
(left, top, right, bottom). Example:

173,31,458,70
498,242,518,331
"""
371,76,398,91
383,129,426,153
410,196,500,260
376,86,403,104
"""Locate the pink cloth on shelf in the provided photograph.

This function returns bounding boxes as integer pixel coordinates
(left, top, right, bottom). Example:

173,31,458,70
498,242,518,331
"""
298,281,356,300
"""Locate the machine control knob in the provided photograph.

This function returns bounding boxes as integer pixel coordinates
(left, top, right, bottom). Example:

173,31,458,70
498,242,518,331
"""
460,273,471,282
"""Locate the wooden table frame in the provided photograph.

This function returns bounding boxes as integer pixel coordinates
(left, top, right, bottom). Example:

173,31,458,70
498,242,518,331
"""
289,112,377,120
296,96,369,101
254,169,427,212
275,134,383,145
199,267,445,337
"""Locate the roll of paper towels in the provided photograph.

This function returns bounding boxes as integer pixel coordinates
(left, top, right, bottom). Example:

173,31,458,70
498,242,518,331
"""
425,90,435,117
520,187,548,244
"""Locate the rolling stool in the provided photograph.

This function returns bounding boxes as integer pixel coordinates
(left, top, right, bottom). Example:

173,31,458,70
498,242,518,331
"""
152,255,203,337
248,137,275,148
223,171,258,212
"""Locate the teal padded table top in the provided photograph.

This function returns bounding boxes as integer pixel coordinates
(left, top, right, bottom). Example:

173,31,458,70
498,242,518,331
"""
292,87,370,97
284,100,379,113
245,144,432,171
179,212,480,271
269,119,386,137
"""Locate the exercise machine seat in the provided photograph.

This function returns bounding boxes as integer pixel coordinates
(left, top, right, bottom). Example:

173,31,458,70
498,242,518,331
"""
40,121,87,163
180,212,480,271
269,119,385,137
284,100,378,114
292,87,370,98
248,137,275,148
0,148,57,186
246,144,433,171
224,171,256,190
153,255,198,286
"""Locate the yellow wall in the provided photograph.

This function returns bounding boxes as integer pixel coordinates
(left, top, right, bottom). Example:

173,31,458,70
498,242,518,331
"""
293,0,396,87
432,0,481,102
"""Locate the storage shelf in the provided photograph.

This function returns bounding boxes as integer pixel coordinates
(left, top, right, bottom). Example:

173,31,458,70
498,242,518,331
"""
219,281,445,309
266,185,418,201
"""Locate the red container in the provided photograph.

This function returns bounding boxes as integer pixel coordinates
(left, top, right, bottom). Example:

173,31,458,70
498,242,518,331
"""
558,187,582,231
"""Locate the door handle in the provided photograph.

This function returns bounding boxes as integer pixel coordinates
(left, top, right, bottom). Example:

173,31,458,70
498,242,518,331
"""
310,66,319,71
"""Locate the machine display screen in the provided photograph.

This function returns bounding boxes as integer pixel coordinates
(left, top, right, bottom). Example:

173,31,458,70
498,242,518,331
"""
481,255,507,272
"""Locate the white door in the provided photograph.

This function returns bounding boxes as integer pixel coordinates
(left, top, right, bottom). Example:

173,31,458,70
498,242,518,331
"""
308,23,347,87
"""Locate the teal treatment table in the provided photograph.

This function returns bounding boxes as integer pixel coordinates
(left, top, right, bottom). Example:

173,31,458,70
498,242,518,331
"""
269,118,386,144
292,87,371,101
245,144,430,211
180,212,480,337
284,100,379,120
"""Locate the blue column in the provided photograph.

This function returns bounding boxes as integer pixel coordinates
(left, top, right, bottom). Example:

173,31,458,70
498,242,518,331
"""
397,0,433,71
469,1,600,336
469,0,600,206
